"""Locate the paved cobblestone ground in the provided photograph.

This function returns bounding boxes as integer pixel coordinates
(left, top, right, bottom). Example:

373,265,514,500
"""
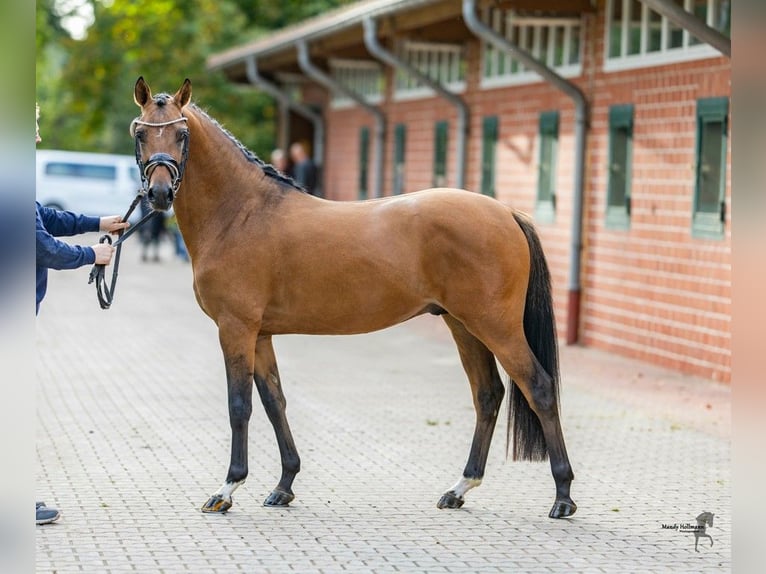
36,237,731,573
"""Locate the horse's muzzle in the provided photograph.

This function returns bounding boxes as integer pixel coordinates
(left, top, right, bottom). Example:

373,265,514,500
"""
143,152,182,211
147,182,174,211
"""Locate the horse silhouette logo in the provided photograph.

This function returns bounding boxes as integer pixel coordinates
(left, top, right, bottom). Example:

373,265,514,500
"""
684,511,714,552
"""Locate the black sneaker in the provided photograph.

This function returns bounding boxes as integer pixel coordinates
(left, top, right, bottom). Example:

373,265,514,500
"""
36,501,60,525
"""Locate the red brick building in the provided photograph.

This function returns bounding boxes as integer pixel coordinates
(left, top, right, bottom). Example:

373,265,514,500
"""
209,0,731,382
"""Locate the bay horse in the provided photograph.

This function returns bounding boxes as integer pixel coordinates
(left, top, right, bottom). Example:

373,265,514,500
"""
131,77,576,519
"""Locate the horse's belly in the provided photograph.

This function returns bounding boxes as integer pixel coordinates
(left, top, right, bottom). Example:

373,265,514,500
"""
260,294,429,336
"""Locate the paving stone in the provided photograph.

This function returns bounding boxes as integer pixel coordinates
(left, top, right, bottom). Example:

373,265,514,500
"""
36,246,731,573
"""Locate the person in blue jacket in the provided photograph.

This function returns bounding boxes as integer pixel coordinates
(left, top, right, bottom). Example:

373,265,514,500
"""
35,104,129,524
35,203,127,314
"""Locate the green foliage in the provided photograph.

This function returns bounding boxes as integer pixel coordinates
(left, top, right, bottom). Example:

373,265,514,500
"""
36,0,356,157
230,0,356,31
36,0,68,53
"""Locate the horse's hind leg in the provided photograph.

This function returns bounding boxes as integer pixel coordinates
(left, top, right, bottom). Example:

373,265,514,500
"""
253,336,300,507
437,315,505,509
490,333,576,518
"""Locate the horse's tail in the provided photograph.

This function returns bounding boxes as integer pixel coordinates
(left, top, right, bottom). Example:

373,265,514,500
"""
508,211,560,462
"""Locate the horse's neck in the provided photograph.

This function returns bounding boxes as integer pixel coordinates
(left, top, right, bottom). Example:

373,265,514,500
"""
174,113,271,253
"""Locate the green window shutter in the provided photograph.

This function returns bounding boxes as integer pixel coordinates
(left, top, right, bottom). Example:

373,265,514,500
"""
359,126,370,200
433,120,448,187
692,97,728,238
606,104,634,230
393,123,406,195
481,116,498,197
536,111,559,222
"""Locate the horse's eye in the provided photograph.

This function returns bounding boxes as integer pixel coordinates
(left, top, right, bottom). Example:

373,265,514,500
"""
135,130,146,142
177,130,189,143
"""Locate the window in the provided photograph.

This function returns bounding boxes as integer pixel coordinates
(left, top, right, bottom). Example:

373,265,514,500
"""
692,97,728,238
536,111,559,222
45,162,116,181
359,126,370,200
481,7,583,87
605,0,731,71
433,120,449,187
481,116,498,197
394,41,466,100
606,105,634,229
393,124,406,195
329,59,384,109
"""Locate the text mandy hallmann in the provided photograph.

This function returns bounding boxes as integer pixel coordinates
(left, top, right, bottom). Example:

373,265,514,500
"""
662,523,705,532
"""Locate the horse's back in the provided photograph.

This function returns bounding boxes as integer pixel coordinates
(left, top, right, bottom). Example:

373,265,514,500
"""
366,187,529,268
309,187,531,312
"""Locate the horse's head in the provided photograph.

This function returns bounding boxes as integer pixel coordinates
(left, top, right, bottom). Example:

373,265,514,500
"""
131,76,192,211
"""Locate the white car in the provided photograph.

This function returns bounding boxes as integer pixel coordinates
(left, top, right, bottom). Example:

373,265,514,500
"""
36,150,144,222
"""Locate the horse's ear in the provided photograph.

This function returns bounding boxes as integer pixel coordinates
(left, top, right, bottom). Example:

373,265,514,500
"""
134,77,151,108
174,78,192,109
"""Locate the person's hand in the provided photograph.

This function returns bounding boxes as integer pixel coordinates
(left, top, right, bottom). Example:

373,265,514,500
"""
92,242,116,265
100,216,130,234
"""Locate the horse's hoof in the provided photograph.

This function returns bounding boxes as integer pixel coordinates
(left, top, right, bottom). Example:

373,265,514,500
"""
548,498,577,519
437,491,465,509
201,494,232,513
263,488,294,507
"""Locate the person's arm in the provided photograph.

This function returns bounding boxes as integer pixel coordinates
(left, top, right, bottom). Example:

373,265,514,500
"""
37,203,100,237
36,212,96,270
36,232,96,270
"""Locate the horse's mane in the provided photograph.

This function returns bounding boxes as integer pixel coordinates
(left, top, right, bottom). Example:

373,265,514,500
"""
172,97,305,193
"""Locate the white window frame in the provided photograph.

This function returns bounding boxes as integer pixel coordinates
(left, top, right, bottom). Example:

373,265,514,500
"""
393,41,466,101
604,0,727,72
329,59,384,109
480,8,584,89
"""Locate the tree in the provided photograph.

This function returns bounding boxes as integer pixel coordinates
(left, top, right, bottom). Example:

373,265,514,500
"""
36,0,356,157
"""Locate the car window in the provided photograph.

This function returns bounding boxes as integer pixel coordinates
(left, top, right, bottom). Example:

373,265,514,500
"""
45,162,117,181
129,166,141,183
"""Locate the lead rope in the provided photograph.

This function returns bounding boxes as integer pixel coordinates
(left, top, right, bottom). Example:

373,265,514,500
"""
88,193,159,309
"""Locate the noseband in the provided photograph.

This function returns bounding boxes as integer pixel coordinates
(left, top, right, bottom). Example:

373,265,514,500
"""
130,116,190,197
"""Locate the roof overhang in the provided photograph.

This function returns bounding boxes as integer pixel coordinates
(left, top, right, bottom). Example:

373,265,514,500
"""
207,0,595,84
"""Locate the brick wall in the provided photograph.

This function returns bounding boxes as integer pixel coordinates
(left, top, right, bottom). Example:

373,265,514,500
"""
308,4,731,382
582,11,731,382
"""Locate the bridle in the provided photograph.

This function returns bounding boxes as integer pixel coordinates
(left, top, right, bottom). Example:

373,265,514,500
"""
87,115,190,310
130,116,190,198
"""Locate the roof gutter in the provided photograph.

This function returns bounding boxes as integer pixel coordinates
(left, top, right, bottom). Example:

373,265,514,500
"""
462,0,589,345
296,40,386,199
638,0,730,57
362,17,469,189
245,56,325,169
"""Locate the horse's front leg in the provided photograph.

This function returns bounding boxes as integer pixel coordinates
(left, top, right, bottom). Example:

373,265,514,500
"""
254,336,301,506
201,317,258,513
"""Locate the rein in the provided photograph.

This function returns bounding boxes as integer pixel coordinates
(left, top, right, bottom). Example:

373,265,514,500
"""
88,193,160,309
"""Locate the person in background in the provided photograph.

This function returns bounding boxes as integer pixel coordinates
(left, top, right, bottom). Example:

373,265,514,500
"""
289,141,319,197
270,148,291,178
35,103,129,524
138,194,167,262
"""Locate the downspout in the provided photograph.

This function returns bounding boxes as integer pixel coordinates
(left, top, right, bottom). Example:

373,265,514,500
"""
362,17,469,189
245,56,325,170
297,40,386,199
463,0,589,345
638,0,730,57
